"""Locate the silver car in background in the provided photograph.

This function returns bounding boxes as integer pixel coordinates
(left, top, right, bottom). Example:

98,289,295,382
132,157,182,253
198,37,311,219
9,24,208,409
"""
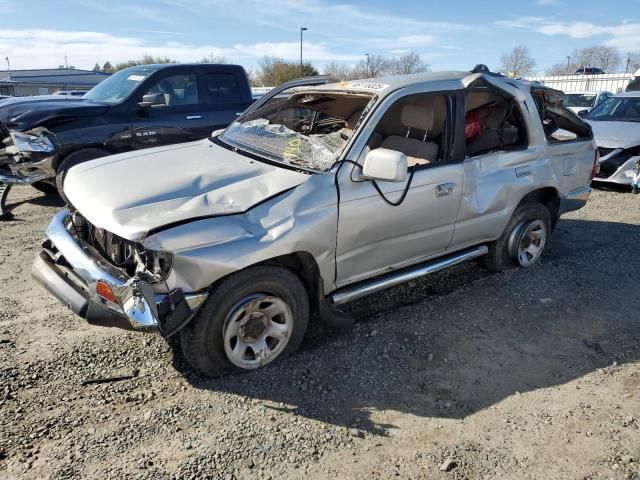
32,69,597,376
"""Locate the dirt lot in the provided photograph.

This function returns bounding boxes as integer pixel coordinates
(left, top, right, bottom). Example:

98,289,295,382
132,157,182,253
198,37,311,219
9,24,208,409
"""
0,185,639,480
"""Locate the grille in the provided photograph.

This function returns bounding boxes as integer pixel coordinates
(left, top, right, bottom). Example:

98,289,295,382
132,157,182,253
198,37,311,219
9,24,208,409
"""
82,221,137,272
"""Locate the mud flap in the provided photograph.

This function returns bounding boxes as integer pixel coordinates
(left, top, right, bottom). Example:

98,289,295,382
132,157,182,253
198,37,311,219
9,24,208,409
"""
0,182,11,218
157,289,193,338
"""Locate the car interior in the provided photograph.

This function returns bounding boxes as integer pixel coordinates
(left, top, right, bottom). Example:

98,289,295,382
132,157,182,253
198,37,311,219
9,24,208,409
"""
365,94,448,167
464,86,527,157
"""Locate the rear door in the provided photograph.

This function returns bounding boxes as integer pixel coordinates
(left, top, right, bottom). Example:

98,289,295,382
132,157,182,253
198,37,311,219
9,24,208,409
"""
132,69,210,148
201,70,252,131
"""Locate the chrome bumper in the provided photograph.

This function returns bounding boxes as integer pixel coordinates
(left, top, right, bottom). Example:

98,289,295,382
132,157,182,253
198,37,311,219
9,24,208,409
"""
31,209,206,330
559,185,592,215
0,154,56,185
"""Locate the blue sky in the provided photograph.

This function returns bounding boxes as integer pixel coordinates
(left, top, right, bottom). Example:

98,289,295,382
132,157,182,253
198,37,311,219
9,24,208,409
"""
0,0,638,73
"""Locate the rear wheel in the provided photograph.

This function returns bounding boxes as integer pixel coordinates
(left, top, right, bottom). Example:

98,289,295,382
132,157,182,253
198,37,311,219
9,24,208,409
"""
484,202,551,272
55,148,110,203
180,265,309,376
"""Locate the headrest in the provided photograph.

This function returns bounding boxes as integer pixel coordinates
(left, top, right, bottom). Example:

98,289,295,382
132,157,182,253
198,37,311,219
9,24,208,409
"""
401,104,434,131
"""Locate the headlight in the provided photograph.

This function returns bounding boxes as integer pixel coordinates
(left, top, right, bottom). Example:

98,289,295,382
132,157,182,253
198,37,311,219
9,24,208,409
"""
10,131,54,153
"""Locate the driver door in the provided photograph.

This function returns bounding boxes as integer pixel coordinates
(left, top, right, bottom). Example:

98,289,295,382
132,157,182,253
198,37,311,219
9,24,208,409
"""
335,91,465,286
132,69,209,148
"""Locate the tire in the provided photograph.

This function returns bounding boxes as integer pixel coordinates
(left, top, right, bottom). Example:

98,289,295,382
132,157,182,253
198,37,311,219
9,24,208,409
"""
180,265,310,377
31,180,57,195
483,202,552,272
55,148,110,202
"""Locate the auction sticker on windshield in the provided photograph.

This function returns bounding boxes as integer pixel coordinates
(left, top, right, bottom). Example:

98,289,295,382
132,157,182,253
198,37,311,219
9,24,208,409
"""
127,75,146,82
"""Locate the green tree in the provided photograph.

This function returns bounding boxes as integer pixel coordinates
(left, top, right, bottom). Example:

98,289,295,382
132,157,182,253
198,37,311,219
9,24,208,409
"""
92,62,101,72
102,61,114,73
255,56,319,86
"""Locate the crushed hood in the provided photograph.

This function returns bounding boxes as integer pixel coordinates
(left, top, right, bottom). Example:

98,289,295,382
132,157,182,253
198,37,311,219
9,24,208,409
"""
0,97,109,130
587,120,640,149
64,139,310,241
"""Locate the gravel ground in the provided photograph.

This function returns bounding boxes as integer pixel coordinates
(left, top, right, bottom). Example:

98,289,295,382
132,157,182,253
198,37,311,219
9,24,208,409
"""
0,185,639,480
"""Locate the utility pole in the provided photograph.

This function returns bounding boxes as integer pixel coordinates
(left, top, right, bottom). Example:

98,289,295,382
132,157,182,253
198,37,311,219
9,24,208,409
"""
5,56,10,79
299,27,307,78
626,52,631,73
365,53,370,77
64,53,68,69
566,56,571,71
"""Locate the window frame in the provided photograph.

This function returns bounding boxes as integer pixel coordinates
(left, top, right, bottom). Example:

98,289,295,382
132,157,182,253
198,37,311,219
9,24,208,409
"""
344,86,465,177
130,68,202,112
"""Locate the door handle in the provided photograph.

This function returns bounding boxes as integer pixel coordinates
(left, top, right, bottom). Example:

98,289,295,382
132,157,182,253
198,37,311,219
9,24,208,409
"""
186,115,203,120
436,183,456,197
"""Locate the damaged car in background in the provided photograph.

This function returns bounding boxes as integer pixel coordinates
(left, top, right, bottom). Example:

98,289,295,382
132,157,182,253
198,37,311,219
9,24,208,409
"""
33,68,597,376
583,91,640,191
0,62,253,216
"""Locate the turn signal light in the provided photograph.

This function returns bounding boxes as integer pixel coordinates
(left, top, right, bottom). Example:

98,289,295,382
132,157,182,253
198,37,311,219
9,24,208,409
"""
96,281,117,303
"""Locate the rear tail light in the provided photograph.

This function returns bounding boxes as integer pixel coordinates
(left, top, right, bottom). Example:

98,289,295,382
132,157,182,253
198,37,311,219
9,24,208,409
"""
591,149,600,180
96,281,117,303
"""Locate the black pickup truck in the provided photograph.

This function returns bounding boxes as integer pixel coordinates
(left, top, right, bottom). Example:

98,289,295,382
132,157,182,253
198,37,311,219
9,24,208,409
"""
0,63,253,213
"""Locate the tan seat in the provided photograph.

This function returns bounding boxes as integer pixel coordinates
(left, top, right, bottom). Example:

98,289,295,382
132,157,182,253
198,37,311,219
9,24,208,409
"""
380,104,439,166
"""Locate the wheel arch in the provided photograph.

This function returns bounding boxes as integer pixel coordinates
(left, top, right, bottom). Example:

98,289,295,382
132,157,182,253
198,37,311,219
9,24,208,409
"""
52,144,113,171
516,186,560,227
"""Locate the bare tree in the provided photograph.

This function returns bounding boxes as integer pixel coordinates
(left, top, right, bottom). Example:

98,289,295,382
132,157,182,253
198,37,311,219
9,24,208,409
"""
500,45,536,78
323,61,357,81
546,62,577,76
573,46,621,72
625,52,640,73
387,53,429,75
200,54,229,64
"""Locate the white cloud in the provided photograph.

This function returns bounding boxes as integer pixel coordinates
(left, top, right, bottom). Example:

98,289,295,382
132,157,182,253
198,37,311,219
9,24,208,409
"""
496,17,640,50
0,29,363,70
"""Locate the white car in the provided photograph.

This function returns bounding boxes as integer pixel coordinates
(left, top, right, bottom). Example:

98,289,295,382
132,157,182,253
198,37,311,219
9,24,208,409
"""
563,91,613,116
585,92,640,186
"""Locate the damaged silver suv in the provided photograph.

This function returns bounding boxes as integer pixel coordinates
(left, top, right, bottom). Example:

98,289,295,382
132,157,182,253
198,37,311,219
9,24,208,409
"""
32,69,597,376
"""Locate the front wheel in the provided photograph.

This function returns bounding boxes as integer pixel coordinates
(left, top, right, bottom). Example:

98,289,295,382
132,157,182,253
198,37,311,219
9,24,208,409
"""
484,202,551,272
180,265,309,376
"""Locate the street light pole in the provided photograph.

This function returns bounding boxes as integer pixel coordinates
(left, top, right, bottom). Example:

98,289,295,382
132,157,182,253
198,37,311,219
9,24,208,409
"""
300,27,307,78
365,53,370,77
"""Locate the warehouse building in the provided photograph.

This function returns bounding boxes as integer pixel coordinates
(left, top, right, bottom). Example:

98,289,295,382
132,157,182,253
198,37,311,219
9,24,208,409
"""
0,68,110,96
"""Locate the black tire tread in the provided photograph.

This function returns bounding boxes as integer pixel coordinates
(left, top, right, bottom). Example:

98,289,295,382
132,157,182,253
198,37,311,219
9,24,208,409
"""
483,201,552,272
180,265,309,377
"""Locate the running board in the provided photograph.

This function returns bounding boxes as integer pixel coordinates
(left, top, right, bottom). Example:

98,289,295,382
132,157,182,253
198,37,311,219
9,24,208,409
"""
329,245,489,305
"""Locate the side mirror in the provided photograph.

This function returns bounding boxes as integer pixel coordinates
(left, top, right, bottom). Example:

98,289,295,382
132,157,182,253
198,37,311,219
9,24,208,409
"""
138,93,166,109
577,109,589,118
362,148,408,182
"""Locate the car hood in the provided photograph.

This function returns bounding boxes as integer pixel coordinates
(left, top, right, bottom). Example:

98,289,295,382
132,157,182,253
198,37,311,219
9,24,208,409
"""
63,139,310,242
0,97,109,130
586,120,640,149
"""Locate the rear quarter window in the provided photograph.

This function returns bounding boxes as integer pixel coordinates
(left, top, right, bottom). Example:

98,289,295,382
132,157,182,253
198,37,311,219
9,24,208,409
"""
206,73,242,104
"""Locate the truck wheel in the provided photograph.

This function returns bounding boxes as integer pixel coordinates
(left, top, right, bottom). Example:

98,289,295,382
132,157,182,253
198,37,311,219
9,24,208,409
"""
55,148,110,202
180,265,309,376
31,180,57,194
483,202,551,272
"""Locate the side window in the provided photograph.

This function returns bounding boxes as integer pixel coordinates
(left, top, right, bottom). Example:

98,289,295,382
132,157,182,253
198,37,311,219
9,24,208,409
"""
366,93,450,167
465,88,527,158
206,73,242,104
143,73,199,107
532,89,592,143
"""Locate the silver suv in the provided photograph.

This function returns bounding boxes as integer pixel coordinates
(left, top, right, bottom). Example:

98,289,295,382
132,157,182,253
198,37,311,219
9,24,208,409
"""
32,70,597,376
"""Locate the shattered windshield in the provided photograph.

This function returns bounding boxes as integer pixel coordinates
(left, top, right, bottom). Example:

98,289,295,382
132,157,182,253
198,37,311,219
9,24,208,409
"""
219,89,374,172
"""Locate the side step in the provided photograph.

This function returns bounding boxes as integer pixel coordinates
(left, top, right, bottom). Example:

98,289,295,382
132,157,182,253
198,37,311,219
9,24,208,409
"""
329,245,489,305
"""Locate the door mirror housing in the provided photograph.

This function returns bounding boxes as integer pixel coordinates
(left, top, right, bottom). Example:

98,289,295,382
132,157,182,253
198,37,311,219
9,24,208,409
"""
577,109,589,118
138,93,166,109
362,148,408,182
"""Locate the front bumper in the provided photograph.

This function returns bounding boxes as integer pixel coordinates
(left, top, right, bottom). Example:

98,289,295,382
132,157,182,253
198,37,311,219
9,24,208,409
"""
0,154,56,185
31,209,207,331
594,154,640,186
559,185,592,215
